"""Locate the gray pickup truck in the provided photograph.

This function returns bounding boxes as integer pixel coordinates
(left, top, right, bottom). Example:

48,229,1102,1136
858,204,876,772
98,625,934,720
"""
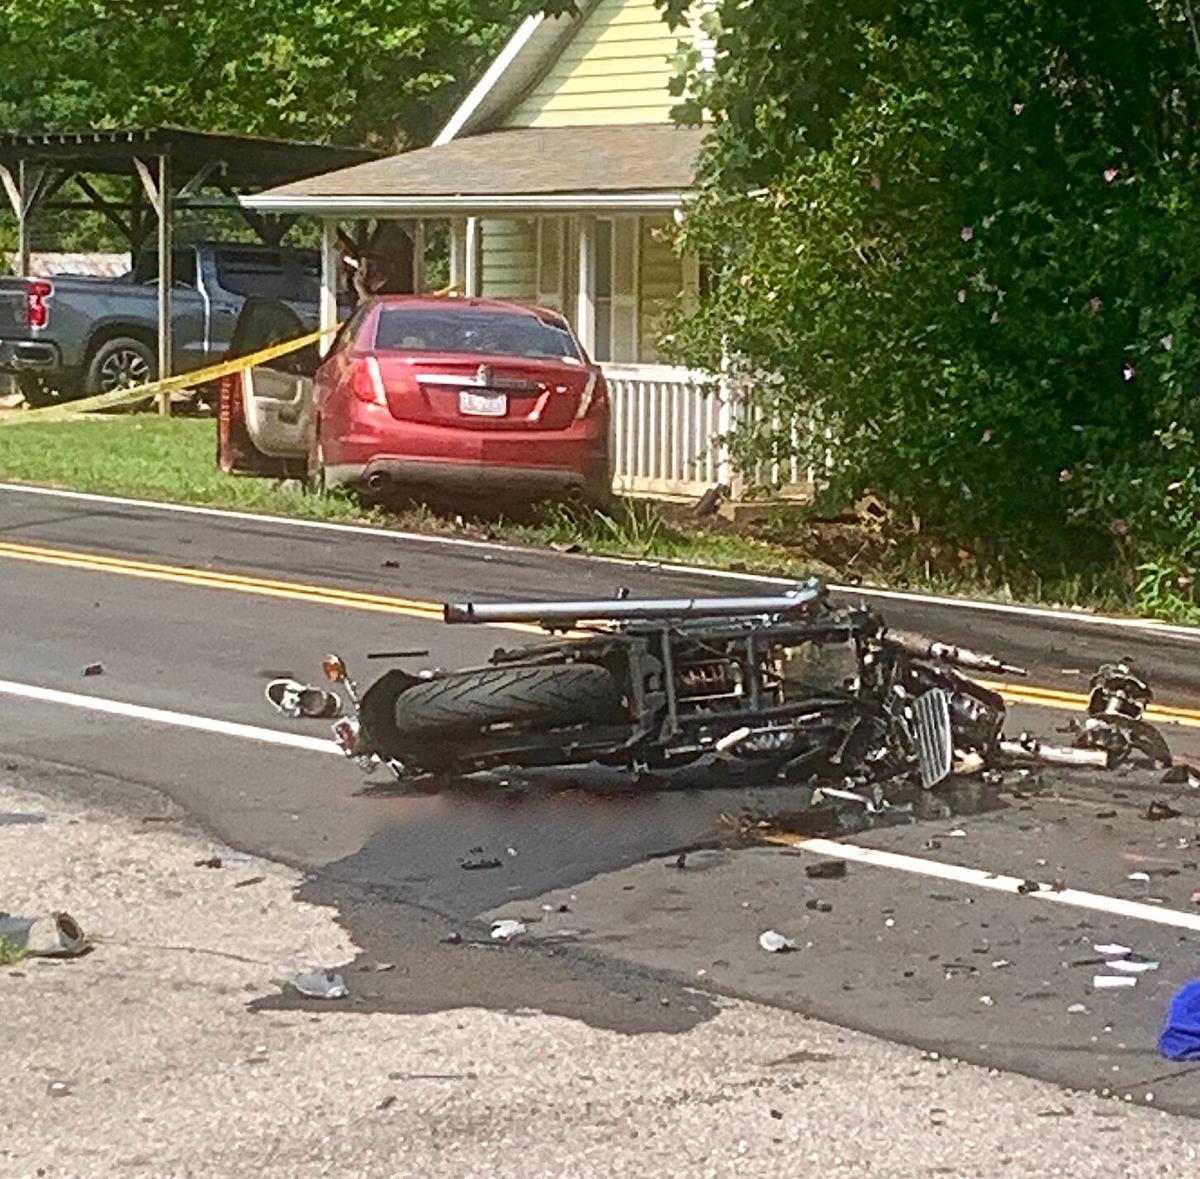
0,242,323,403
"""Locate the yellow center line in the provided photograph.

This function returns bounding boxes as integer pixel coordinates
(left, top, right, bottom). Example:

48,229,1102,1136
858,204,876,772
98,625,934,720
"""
976,677,1200,729
4,537,1200,726
0,539,545,633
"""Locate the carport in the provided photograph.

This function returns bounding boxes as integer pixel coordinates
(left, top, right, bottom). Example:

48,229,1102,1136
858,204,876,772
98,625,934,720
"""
0,128,375,401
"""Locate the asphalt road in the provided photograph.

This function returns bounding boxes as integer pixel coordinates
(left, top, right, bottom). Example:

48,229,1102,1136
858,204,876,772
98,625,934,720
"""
4,483,1200,1112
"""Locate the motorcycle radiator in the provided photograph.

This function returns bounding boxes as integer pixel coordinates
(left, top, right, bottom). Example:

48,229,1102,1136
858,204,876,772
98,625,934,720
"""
913,688,953,789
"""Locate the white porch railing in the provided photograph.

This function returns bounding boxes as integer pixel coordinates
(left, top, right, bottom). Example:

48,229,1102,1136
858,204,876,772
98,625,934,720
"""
603,363,812,499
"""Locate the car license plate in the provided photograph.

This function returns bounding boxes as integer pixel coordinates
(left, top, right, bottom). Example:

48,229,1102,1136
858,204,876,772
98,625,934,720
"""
459,390,507,417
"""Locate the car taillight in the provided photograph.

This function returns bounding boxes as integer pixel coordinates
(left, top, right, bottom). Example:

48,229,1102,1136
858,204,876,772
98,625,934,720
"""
26,280,52,329
350,356,387,406
575,371,606,420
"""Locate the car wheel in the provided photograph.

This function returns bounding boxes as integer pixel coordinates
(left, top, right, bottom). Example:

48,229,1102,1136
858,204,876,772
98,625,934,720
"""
85,337,157,395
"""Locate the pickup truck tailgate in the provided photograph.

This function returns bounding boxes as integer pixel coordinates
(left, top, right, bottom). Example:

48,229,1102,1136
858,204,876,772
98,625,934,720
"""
0,281,31,336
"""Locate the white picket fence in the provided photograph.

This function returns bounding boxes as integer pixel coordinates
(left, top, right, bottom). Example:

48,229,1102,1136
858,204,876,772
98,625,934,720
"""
603,363,811,499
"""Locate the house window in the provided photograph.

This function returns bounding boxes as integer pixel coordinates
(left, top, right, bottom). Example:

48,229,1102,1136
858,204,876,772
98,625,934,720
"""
593,217,638,364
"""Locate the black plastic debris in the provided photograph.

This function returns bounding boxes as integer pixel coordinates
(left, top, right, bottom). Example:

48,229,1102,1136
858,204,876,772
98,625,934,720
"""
806,899,833,913
1145,800,1182,821
82,662,104,677
805,860,847,880
1163,762,1200,787
1016,880,1041,895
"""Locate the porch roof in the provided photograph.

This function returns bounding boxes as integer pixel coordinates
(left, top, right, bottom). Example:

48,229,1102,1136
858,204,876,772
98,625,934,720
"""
243,124,705,217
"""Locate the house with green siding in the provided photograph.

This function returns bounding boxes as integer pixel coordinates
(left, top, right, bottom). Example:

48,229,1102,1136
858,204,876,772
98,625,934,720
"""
248,0,708,366
245,0,770,498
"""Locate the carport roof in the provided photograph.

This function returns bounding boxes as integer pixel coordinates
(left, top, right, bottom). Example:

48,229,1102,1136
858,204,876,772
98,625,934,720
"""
242,125,706,216
0,127,377,190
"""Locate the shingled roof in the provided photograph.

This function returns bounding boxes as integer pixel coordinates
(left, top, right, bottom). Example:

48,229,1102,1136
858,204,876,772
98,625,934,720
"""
244,124,705,215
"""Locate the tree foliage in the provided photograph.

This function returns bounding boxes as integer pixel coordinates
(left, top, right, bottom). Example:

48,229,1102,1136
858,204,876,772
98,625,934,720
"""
672,0,1200,611
0,0,540,149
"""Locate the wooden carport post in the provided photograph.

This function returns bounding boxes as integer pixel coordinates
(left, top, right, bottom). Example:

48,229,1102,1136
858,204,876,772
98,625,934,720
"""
0,160,46,276
133,153,173,416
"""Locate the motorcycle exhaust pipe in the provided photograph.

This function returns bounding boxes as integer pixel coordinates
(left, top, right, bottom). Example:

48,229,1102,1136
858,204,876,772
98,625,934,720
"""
443,581,827,625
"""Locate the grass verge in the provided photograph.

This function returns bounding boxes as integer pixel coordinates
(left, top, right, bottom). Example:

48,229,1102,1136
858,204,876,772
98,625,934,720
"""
0,415,1188,624
0,937,26,966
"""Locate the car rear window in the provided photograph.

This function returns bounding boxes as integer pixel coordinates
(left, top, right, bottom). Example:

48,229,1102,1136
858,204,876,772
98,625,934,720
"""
372,308,579,361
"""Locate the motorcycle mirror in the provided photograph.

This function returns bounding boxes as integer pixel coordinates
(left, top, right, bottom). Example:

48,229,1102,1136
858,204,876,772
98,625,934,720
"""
322,654,348,683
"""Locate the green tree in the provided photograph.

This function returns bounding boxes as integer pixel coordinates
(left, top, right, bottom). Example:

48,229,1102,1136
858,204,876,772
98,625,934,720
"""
0,0,538,149
671,0,1200,609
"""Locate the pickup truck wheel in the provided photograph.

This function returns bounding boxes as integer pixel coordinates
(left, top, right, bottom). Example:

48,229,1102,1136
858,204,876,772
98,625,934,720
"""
85,337,157,395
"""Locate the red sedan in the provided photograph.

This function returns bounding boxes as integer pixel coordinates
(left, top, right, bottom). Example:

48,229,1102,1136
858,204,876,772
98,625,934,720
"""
309,296,610,502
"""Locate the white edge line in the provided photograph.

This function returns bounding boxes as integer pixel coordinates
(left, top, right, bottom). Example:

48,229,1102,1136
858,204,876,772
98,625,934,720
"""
794,837,1200,934
0,678,343,757
3,481,1199,642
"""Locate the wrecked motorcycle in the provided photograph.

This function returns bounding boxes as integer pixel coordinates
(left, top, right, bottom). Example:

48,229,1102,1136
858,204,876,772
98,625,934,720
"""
317,578,1030,789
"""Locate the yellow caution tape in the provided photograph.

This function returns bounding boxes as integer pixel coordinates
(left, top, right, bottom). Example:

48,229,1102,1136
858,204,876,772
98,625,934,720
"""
0,326,332,427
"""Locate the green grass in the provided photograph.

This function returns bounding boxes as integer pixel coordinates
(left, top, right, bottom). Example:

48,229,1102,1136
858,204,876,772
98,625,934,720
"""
0,938,25,966
0,415,1189,624
0,417,370,522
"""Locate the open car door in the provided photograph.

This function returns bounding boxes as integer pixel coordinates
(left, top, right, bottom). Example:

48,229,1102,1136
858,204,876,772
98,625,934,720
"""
217,297,320,477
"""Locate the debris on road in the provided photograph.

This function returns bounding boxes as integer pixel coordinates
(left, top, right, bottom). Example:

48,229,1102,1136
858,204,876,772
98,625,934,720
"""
1067,1003,1090,1015
490,919,527,942
1095,944,1132,957
806,899,833,913
1093,975,1138,990
1109,958,1160,974
805,860,847,880
1160,980,1200,1060
0,911,88,958
265,678,341,720
288,970,349,999
759,930,797,953
460,847,503,871
1145,801,1182,821
82,662,104,677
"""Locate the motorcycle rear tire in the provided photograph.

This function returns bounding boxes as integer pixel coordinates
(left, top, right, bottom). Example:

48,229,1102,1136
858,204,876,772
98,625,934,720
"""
392,663,623,765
